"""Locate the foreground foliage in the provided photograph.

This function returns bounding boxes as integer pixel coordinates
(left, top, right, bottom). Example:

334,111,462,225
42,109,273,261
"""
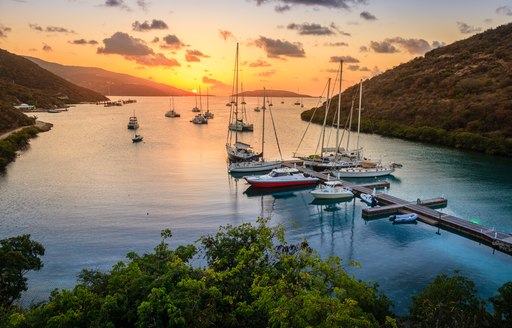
5,219,396,327
2,221,511,327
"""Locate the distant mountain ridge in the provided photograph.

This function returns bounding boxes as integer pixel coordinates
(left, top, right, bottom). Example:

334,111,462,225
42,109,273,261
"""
26,57,195,97
302,23,512,156
239,89,311,98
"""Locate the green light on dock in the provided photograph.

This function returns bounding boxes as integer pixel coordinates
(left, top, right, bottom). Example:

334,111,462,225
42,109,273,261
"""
471,218,480,224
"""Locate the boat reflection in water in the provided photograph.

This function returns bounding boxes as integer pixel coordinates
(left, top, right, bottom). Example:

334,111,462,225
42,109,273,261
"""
310,197,355,212
244,185,316,199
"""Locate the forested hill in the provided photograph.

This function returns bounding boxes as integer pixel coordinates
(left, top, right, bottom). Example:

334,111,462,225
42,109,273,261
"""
301,23,512,156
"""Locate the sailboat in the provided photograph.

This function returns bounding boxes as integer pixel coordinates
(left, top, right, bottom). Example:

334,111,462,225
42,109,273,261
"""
203,88,214,119
192,90,200,112
294,60,361,172
190,87,208,124
330,80,397,178
165,97,180,117
226,43,262,162
228,88,282,173
228,82,253,132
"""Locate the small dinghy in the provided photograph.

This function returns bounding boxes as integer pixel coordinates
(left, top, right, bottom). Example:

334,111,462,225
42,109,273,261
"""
389,213,418,224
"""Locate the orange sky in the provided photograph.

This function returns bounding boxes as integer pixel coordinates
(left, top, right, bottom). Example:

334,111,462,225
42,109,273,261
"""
1,0,511,96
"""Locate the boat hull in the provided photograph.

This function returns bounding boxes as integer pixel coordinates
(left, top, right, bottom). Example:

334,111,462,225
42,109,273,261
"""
228,161,282,173
333,167,394,178
311,191,354,199
244,178,318,188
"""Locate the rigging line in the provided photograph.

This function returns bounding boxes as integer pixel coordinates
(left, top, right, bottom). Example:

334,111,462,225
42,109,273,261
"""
293,80,329,156
267,99,283,160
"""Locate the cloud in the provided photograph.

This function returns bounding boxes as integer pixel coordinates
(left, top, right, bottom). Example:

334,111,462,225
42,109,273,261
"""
365,37,442,55
287,23,336,35
253,0,368,10
0,25,12,38
42,43,52,52
47,26,75,33
126,53,180,67
330,23,351,36
29,23,43,31
161,34,186,49
103,0,129,10
137,0,148,10
370,40,399,53
132,19,168,31
385,37,431,55
69,39,98,45
325,42,349,47
329,55,359,63
185,49,209,62
248,59,272,67
347,65,370,71
98,32,153,56
257,70,276,77
202,76,229,90
98,32,180,67
496,6,512,16
151,36,159,43
360,11,376,20
275,5,291,12
219,30,235,41
29,24,75,33
253,36,305,59
456,22,482,34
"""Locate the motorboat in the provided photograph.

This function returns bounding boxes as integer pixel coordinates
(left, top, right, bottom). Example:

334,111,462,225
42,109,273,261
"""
132,134,143,143
127,116,139,129
190,114,208,124
360,191,378,207
389,213,418,224
310,181,354,199
228,160,282,173
244,168,319,188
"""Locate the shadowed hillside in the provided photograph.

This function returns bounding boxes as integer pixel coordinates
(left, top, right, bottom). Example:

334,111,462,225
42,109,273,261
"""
301,23,512,156
0,48,108,133
26,56,195,97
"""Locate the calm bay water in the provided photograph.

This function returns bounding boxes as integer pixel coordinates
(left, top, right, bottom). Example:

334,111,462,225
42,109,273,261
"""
1,96,511,314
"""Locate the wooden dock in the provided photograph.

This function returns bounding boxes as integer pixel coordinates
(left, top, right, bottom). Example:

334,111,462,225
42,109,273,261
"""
282,160,512,255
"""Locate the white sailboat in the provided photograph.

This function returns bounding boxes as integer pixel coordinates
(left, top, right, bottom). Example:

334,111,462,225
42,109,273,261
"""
165,97,180,117
229,87,282,173
226,43,262,162
203,88,214,119
294,61,360,171
331,80,396,178
190,87,208,124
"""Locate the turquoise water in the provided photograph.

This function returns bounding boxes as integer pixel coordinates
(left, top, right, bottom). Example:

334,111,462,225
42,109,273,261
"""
1,96,511,314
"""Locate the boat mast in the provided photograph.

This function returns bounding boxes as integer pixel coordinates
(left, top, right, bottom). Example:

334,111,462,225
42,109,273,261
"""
234,43,239,144
356,79,363,160
336,60,343,157
320,78,331,159
261,87,266,160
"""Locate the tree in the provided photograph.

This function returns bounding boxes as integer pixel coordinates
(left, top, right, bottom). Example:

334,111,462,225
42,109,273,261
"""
489,281,512,327
408,272,491,328
0,234,45,308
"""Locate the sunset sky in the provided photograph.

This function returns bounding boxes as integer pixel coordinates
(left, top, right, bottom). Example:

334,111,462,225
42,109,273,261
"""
1,0,511,96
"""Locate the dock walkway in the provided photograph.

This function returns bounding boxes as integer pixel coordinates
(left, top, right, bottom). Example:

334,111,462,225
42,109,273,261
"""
282,160,512,255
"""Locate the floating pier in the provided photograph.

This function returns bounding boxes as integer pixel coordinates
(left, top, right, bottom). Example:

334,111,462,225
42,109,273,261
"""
282,160,512,255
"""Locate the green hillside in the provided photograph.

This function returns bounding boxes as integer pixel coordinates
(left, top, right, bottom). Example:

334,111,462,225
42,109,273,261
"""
301,23,512,156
